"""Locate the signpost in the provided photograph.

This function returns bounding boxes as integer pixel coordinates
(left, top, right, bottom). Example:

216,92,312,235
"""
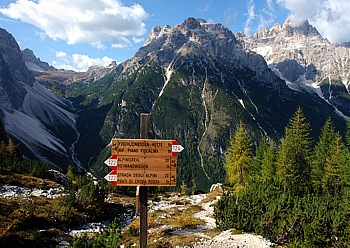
103,113,184,248
111,139,184,157
106,139,183,187
104,169,176,186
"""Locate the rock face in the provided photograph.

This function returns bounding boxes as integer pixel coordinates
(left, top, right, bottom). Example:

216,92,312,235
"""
22,48,57,73
64,18,345,190
0,28,34,110
1,18,349,189
236,19,350,117
0,28,78,168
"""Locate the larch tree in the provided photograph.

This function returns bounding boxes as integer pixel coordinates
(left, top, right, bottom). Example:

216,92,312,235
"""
276,107,312,195
311,118,336,193
260,140,276,183
322,132,348,196
5,138,16,156
224,121,252,203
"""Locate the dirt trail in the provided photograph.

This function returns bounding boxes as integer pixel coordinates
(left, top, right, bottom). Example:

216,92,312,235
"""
181,189,273,248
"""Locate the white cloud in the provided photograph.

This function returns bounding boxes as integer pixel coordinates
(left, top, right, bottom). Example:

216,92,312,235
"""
0,0,149,47
277,0,350,42
200,1,212,12
132,36,144,44
223,8,238,28
244,0,256,35
258,0,276,30
244,0,277,35
52,51,116,72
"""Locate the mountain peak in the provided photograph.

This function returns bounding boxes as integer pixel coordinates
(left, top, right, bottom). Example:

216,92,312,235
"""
181,17,203,30
22,48,57,73
136,18,240,69
252,18,322,41
281,18,322,38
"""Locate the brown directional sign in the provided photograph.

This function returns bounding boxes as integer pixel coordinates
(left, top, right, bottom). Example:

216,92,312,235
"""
111,139,184,157
104,169,177,186
105,138,183,187
105,155,177,171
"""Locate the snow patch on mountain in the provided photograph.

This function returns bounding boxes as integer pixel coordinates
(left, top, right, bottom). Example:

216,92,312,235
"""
238,18,350,119
253,46,273,58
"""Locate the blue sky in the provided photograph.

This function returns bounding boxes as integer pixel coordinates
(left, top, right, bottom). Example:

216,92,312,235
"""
0,0,349,71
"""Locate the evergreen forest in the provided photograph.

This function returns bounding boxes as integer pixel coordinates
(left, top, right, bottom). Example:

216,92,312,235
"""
215,107,350,247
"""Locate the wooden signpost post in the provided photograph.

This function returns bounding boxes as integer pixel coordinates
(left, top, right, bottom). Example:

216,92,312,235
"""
103,113,184,248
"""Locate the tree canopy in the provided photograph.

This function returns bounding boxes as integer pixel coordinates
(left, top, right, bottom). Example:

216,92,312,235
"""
215,108,350,246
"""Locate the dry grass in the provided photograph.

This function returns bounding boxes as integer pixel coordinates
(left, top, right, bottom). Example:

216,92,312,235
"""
121,194,213,247
0,170,60,189
204,227,221,237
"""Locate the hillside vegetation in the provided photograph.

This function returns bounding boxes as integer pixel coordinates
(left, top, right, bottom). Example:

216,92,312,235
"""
0,143,133,247
215,108,350,247
2,107,350,247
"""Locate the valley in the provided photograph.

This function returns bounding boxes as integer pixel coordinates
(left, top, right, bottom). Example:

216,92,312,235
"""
1,15,350,247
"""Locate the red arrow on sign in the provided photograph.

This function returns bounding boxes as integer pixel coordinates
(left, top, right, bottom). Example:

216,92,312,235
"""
104,170,118,186
104,155,118,171
172,140,184,156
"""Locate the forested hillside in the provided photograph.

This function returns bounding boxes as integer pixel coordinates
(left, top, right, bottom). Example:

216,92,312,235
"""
215,108,350,247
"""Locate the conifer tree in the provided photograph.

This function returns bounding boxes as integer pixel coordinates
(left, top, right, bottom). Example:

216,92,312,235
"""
180,180,188,195
6,138,16,156
311,118,336,193
276,107,312,195
322,132,348,196
224,121,252,203
345,119,350,149
251,138,268,178
0,141,6,154
260,140,276,183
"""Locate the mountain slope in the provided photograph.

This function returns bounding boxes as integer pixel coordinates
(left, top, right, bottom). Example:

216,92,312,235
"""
1,18,348,189
21,48,57,74
236,19,350,118
0,28,78,168
66,18,346,189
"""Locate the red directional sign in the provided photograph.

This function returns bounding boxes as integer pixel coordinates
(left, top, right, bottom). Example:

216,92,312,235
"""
171,140,184,156
104,155,118,171
104,170,118,186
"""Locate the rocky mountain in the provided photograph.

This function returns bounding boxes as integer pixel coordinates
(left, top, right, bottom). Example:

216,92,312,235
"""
0,28,78,168
1,18,349,190
236,19,350,118
63,18,345,189
21,48,57,74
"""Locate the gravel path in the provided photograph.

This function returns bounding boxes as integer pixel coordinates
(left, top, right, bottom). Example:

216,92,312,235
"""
183,193,273,248
191,231,273,248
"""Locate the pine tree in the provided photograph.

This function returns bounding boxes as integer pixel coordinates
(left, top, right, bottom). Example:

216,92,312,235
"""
276,107,312,195
224,121,252,203
311,118,336,193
